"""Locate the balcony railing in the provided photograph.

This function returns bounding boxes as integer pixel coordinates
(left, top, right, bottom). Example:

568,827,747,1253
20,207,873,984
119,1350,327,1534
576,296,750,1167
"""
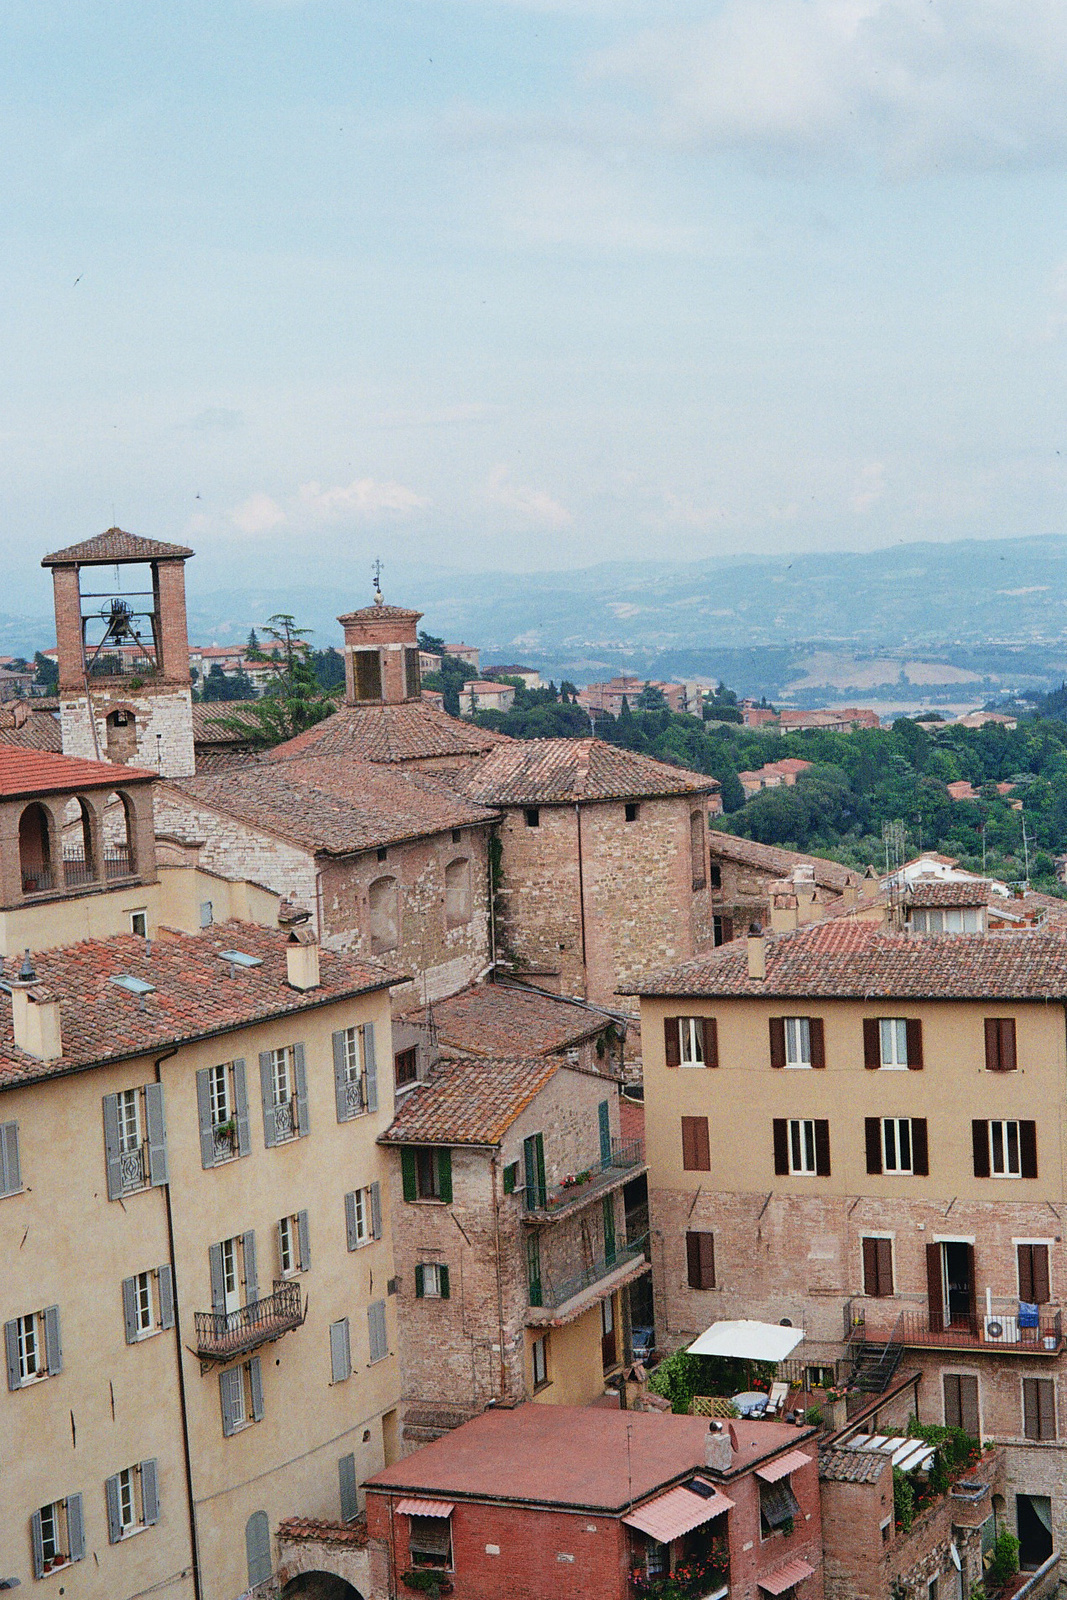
524,1138,645,1219
867,1305,1063,1356
63,852,95,887
529,1234,650,1315
21,867,54,895
194,1280,305,1363
104,845,133,879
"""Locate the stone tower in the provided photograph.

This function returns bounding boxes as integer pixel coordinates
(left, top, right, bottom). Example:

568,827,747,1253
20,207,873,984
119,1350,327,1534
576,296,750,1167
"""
42,527,196,778
337,591,424,706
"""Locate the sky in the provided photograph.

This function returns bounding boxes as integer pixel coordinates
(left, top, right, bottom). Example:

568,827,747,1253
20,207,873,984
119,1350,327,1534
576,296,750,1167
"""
4,0,1067,614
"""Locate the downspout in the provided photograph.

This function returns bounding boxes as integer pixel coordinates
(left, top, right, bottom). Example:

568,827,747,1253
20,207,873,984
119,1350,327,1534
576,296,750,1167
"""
155,1044,204,1600
490,1155,508,1400
574,802,587,995
487,825,497,968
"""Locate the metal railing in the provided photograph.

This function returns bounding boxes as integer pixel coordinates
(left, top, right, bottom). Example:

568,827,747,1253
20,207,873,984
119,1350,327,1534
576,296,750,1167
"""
21,867,54,894
86,652,159,680
529,1234,649,1312
62,852,95,887
194,1280,305,1362
866,1305,1063,1355
104,845,133,879
524,1138,645,1217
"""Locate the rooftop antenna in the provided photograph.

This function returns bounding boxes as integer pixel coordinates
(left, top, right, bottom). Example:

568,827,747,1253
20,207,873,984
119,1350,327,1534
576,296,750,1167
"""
372,557,384,606
1022,812,1032,890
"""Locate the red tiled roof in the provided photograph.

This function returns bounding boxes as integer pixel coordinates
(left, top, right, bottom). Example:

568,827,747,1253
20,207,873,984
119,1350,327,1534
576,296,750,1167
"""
628,918,1067,1000
380,1056,561,1146
337,602,422,622
906,880,991,907
190,703,260,746
268,702,509,765
0,923,403,1089
41,527,194,565
401,982,613,1057
0,708,62,753
450,738,719,806
0,747,155,797
277,1516,368,1548
709,832,858,891
619,1095,645,1145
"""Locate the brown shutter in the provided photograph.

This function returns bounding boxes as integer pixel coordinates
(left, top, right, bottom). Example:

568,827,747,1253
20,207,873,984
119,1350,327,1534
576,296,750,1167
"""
944,1374,961,1429
687,1232,716,1290
877,1238,894,1297
1033,1244,1050,1305
964,1244,977,1330
905,1019,923,1070
959,1374,979,1439
721,917,734,943
1000,1019,1017,1072
865,1118,883,1175
911,1118,929,1177
926,1242,945,1333
1023,1377,1039,1440
701,1232,716,1288
769,1018,786,1069
1040,1378,1055,1440
1020,1120,1038,1179
772,1119,789,1176
809,1018,826,1069
682,1116,710,1172
1018,1243,1034,1304
680,1117,694,1168
814,1119,831,1176
984,1018,1001,1071
701,1018,719,1069
862,1019,880,1070
686,1232,702,1289
862,1237,879,1296
972,1120,990,1178
664,1018,681,1068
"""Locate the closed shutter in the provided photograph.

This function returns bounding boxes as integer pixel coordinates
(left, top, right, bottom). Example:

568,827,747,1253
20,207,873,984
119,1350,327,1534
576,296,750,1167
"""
944,1373,962,1429
972,1120,990,1177
862,1019,880,1070
687,1232,715,1290
330,1318,351,1383
158,1263,175,1330
363,1024,378,1113
297,1210,310,1271
865,1118,883,1175
664,1018,681,1067
809,1019,826,1069
598,1100,611,1164
984,1018,1000,1070
259,1052,277,1147
415,1263,425,1299
0,1120,20,1193
242,1231,258,1304
702,1018,719,1069
332,1031,350,1122
1023,1377,1041,1440
905,1019,923,1069
4,1319,20,1390
681,1116,710,1172
772,1119,789,1176
67,1492,85,1561
1000,1019,1017,1071
246,1512,272,1587
144,1082,168,1186
292,1043,309,1135
401,1147,417,1202
439,1264,451,1299
233,1059,250,1156
814,1119,831,1176
876,1239,893,1296
862,1237,879,1296
122,1276,139,1343
958,1374,979,1438
437,1147,453,1204
30,1509,45,1578
1024,1243,1050,1305
911,1119,929,1177
345,1191,359,1251
196,1067,215,1168
43,1305,62,1373
339,1453,359,1523
249,1356,264,1420
370,1182,382,1241
926,1242,945,1333
368,1299,387,1362
103,1092,123,1199
603,1196,616,1263
209,1243,226,1316
219,1366,240,1436
141,1458,160,1525
769,1017,786,1069
105,1473,122,1542
1021,1121,1038,1178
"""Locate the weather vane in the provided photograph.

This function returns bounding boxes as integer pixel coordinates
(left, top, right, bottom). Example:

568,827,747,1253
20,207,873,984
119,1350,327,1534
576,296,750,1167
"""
372,557,383,606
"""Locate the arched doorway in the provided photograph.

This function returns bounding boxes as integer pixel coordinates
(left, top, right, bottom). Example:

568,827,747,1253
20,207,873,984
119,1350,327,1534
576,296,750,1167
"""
19,802,54,894
280,1575,364,1600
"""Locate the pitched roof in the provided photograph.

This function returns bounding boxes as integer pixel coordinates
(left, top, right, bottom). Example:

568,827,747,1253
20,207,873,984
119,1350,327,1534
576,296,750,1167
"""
191,702,260,746
401,982,615,1057
818,1447,889,1485
0,707,62,753
906,880,991,908
41,527,194,565
450,738,719,807
628,918,1067,1000
0,747,155,797
380,1057,562,1146
268,702,509,765
708,832,858,891
0,922,403,1089
170,756,498,857
337,602,422,622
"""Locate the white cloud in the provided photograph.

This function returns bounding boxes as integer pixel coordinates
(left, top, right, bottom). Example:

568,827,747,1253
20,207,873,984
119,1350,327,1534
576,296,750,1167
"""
486,465,573,527
850,460,886,514
297,478,431,518
230,492,287,535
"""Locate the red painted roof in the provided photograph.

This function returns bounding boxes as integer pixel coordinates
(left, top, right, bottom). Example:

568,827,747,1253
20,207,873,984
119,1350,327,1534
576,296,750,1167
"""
0,748,155,797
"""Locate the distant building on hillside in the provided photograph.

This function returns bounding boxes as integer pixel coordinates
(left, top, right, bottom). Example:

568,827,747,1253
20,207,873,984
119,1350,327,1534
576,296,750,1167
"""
464,680,516,714
737,758,812,798
444,642,480,670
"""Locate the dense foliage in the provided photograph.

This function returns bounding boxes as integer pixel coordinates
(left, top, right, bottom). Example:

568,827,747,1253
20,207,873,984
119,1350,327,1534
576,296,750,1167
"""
207,615,339,748
646,1348,775,1414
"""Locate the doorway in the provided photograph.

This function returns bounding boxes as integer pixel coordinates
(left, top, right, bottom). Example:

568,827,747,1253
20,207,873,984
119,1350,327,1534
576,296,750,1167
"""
943,1242,974,1328
1016,1494,1053,1570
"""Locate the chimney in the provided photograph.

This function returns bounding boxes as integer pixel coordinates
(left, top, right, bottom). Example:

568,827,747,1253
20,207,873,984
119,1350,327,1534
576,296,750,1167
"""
9,954,62,1063
747,921,766,981
286,926,320,991
705,1421,733,1474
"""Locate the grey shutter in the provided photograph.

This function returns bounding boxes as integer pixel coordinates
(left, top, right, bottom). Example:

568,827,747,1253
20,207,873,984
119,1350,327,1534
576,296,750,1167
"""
297,1210,310,1271
31,1507,45,1577
158,1263,175,1330
5,1318,20,1390
368,1299,387,1363
105,1473,122,1542
259,1051,277,1147
233,1059,250,1156
122,1276,139,1343
333,1031,350,1122
293,1043,309,1136
141,1458,160,1525
339,1452,359,1523
363,1024,378,1113
196,1068,215,1168
43,1304,62,1373
370,1180,382,1240
330,1318,351,1383
103,1092,123,1200
144,1082,168,1186
209,1243,226,1316
242,1231,258,1305
246,1512,272,1587
67,1491,85,1561
345,1191,359,1252
0,1120,20,1194
219,1366,239,1436
249,1356,264,1421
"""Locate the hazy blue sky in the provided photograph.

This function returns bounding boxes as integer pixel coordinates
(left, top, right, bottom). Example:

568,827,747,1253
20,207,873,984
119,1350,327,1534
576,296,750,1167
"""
4,0,1067,610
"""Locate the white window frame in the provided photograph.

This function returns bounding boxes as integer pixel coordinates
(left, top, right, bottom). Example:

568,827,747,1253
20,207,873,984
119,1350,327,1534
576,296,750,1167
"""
990,1120,1022,1178
879,1018,909,1070
39,1499,68,1568
788,1118,817,1176
677,1018,705,1067
208,1063,232,1128
133,1271,153,1335
117,1467,140,1535
784,1016,812,1068
116,1088,142,1155
882,1117,914,1175
279,1216,296,1276
421,1262,445,1298
17,1312,42,1382
221,1237,241,1315
230,1366,248,1430
269,1047,292,1109
129,909,148,937
349,1189,370,1249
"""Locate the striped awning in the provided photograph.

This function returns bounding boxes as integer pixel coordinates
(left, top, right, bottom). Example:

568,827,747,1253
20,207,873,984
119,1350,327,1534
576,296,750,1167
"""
759,1556,816,1594
623,1483,734,1542
756,1449,812,1483
395,1498,454,1518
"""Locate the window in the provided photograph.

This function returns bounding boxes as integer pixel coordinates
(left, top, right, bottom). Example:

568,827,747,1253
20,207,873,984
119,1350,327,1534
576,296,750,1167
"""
531,1333,549,1390
5,1305,61,1388
710,860,722,889
773,1117,831,1177
409,1513,453,1570
278,1211,310,1276
625,802,639,823
404,647,422,699
807,1365,835,1390
368,1299,388,1363
527,1232,543,1306
0,1119,21,1197
984,1018,1017,1072
346,1184,382,1249
444,858,471,927
943,1373,979,1436
258,1044,308,1145
219,1358,263,1436
690,810,706,889
130,909,148,937
863,1237,894,1298
524,807,540,828
759,1476,801,1537
353,648,383,701
196,1059,250,1166
769,1015,825,1068
122,1265,175,1343
789,1119,816,1175
31,1494,85,1577
686,1231,716,1290
883,1118,913,1174
339,1453,359,1524
402,1146,453,1203
199,899,213,928
394,1046,418,1089
330,1317,352,1383
680,1116,711,1172
333,1023,378,1120
863,1017,922,1070
785,1017,810,1067
415,1262,451,1299
369,875,400,954
1018,1243,1051,1305
1024,1377,1056,1441
377,846,388,862
601,1294,617,1369
911,907,981,934
246,1511,272,1588
664,1016,718,1068
105,1460,159,1542
973,1119,1037,1178
103,1083,168,1198
866,1117,928,1177
646,1539,670,1579
209,1232,258,1321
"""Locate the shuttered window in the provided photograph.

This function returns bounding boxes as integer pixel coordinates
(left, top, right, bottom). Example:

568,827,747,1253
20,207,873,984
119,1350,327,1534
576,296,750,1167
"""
864,1018,923,1070
1018,1243,1051,1305
0,1120,21,1196
415,1263,451,1299
333,1024,378,1120
30,1494,85,1578
680,1116,711,1172
104,1460,159,1541
973,1120,1037,1178
5,1305,61,1389
246,1510,272,1587
866,1117,930,1179
259,1044,308,1145
403,1147,453,1203
330,1318,352,1384
196,1060,250,1167
943,1373,979,1437
278,1211,310,1275
368,1299,388,1363
103,1084,168,1198
686,1232,716,1290
1023,1377,1056,1441
346,1184,382,1250
862,1237,894,1297
774,1118,831,1176
339,1453,359,1523
122,1266,174,1342
984,1018,1017,1071
219,1358,263,1436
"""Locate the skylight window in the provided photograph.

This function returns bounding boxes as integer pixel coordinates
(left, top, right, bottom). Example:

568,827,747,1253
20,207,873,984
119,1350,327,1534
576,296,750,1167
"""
218,951,263,969
110,975,156,997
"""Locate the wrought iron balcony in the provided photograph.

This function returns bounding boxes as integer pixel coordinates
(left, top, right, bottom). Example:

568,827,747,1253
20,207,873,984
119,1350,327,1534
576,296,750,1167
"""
523,1138,645,1221
527,1234,650,1324
865,1304,1063,1356
194,1280,305,1363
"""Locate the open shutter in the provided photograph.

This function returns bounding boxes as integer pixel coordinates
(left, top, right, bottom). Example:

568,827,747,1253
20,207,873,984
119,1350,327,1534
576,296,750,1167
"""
911,1118,929,1177
769,1018,786,1069
30,1509,45,1578
292,1043,309,1135
345,1192,359,1251
0,1120,21,1193
145,1082,168,1186
43,1304,62,1373
339,1453,359,1523
369,1300,387,1362
246,1512,271,1586
103,1092,123,1199
814,1119,831,1176
664,1018,681,1067
905,1019,923,1069
809,1018,826,1069
370,1182,382,1241
209,1243,226,1316
862,1237,879,1296
415,1263,425,1299
332,1031,350,1122
1033,1244,1050,1305
964,1250,977,1336
862,1019,880,1070
1021,1121,1038,1178
694,1118,710,1171
1000,1019,1017,1071
330,1318,351,1383
249,1356,264,1420
401,1147,417,1202
865,1118,883,1175
603,1195,616,1263
972,1120,990,1178
702,1018,719,1069
438,1146,453,1204
259,1052,277,1147
926,1242,945,1332
984,1018,1002,1071
877,1239,894,1296
4,1319,20,1390
158,1263,175,1330
220,1366,239,1436
439,1264,451,1299
297,1210,310,1270
122,1276,139,1343
242,1231,258,1305
1040,1379,1055,1440
772,1119,789,1176
1019,1244,1035,1304
598,1100,611,1163
363,1024,378,1113
141,1458,159,1525
67,1492,85,1562
233,1059,250,1156
196,1067,215,1168
106,1473,122,1542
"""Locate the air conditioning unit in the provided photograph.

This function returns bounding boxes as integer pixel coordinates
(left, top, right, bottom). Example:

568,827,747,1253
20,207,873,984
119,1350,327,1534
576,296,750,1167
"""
983,1314,1020,1344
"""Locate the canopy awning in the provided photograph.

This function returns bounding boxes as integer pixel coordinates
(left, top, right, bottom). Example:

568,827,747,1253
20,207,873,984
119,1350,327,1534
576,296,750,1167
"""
756,1450,812,1484
687,1320,804,1363
394,1498,454,1518
759,1556,817,1594
623,1482,735,1543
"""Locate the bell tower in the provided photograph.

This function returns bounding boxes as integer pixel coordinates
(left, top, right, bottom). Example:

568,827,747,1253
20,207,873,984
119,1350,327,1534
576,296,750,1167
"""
42,527,196,777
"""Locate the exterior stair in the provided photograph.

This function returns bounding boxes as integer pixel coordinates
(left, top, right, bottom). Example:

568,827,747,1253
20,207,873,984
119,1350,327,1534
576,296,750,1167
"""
851,1339,903,1394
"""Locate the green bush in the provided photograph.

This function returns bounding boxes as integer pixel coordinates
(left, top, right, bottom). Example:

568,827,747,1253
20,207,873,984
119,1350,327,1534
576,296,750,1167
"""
988,1530,1020,1588
803,1406,823,1426
893,1467,916,1532
646,1350,774,1414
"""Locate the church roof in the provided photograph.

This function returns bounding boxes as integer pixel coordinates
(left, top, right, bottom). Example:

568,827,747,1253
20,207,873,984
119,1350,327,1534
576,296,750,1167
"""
268,701,508,765
337,601,422,623
41,528,195,566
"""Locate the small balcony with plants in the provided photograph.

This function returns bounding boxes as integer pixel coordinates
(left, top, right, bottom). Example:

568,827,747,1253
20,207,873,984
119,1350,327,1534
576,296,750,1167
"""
521,1137,646,1222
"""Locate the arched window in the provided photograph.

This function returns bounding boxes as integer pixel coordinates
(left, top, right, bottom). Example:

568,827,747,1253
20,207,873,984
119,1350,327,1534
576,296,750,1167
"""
19,802,54,894
105,707,137,763
690,810,706,891
103,791,136,879
444,858,471,928
245,1510,271,1588
368,876,400,954
61,795,95,887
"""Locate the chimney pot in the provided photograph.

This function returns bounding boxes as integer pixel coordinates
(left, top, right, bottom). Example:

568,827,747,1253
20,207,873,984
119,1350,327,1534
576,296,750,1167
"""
747,924,766,982
11,984,62,1063
286,928,321,991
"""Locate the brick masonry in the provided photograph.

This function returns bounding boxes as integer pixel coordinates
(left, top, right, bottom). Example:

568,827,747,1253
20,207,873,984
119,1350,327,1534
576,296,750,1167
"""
61,686,196,778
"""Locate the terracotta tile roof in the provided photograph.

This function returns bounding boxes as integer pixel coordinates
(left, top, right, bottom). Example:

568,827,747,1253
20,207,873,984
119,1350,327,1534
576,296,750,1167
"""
277,1516,368,1548
818,1447,889,1484
0,923,402,1089
906,880,992,907
709,832,858,891
365,1404,816,1511
191,703,260,745
337,602,422,622
450,738,719,806
629,918,1067,1000
401,982,613,1057
0,747,155,796
0,708,62,753
171,755,496,856
41,527,194,565
619,1095,644,1145
380,1056,562,1146
268,702,509,765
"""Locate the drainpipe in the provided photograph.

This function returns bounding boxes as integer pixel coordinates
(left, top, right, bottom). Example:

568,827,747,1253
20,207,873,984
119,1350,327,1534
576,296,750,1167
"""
574,803,587,995
490,1155,508,1401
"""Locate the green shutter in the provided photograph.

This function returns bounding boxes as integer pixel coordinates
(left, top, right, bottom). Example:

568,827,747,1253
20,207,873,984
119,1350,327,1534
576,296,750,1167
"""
401,1147,417,1202
439,1264,450,1300
603,1195,616,1265
503,1162,516,1195
415,1264,425,1299
437,1147,453,1204
527,1232,543,1307
598,1100,611,1164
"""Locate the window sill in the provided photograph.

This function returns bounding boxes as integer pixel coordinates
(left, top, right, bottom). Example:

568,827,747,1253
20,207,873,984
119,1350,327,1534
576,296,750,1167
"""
0,1186,24,1200
116,1522,150,1541
132,1327,162,1342
783,1062,812,1070
39,1558,73,1577
18,1370,50,1387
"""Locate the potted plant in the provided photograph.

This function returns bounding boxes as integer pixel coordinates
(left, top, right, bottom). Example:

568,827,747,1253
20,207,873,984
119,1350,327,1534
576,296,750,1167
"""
400,1571,454,1597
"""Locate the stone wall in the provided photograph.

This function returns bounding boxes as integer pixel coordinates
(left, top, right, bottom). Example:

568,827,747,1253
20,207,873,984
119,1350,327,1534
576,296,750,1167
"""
61,685,196,778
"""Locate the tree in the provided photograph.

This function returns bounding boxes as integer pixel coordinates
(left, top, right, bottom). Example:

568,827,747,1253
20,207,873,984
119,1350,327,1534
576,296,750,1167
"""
637,683,667,710
246,628,260,655
200,663,256,702
418,630,446,655
208,615,339,748
33,651,58,693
